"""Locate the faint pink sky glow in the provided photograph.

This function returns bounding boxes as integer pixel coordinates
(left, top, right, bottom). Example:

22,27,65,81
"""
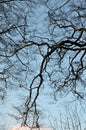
10,125,52,130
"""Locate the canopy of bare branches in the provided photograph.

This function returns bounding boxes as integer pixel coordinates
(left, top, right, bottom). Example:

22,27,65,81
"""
0,0,86,127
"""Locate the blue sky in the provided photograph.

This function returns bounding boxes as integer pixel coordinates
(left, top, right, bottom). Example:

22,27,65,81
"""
0,0,86,130
1,85,86,129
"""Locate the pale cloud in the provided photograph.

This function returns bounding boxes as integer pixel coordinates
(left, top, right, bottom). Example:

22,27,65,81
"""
9,125,52,130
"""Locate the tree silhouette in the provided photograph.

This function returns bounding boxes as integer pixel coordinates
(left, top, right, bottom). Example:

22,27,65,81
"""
50,105,85,130
0,0,86,126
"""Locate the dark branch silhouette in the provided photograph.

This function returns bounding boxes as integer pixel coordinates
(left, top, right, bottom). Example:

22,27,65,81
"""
0,0,86,126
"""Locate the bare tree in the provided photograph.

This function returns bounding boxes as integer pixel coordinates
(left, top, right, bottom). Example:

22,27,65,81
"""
0,0,86,127
49,105,86,130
